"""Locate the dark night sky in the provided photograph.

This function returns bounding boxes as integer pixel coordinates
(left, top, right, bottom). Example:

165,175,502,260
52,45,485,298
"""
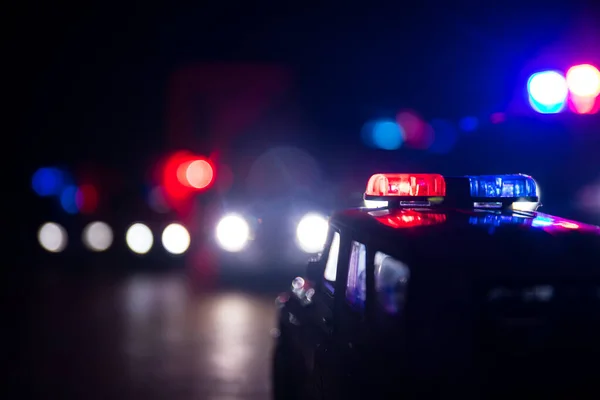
15,2,589,149
11,0,600,225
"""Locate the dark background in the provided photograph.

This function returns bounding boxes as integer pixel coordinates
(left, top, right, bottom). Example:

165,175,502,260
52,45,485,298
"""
10,1,600,255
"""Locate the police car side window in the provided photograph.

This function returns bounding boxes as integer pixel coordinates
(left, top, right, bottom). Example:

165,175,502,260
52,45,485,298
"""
323,232,341,286
374,252,410,314
345,241,367,309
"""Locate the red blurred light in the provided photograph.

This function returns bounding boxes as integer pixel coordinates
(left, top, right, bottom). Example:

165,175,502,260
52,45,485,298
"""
566,64,600,98
163,151,196,200
568,94,600,115
373,210,447,229
365,173,446,197
76,184,98,214
163,151,215,201
176,161,194,187
396,110,433,149
185,160,214,189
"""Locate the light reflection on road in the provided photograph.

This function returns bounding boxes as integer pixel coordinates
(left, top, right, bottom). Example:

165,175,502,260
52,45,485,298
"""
20,272,278,400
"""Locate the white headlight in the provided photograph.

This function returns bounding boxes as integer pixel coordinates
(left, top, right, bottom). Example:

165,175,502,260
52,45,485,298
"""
216,214,250,252
296,213,328,253
161,223,191,255
126,223,153,254
82,221,113,252
38,222,68,253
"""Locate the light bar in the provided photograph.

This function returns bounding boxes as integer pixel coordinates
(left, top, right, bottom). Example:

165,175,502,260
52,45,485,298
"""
365,173,446,203
468,174,537,198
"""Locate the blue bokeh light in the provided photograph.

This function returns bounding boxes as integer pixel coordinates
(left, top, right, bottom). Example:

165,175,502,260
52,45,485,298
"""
371,120,404,150
459,116,478,132
32,167,64,196
528,96,566,114
60,185,80,214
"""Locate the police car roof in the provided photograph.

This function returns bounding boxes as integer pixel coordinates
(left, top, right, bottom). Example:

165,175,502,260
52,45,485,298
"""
329,207,600,277
332,207,599,236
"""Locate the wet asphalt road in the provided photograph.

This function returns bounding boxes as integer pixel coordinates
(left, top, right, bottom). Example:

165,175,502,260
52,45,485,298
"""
7,272,285,400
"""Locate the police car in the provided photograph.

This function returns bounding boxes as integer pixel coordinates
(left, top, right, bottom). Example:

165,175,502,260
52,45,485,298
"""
272,173,600,400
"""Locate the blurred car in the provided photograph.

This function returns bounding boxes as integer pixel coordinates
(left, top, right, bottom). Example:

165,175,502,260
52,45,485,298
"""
272,173,600,399
203,193,332,277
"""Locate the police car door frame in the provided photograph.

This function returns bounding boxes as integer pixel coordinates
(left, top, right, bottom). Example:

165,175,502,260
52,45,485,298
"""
334,239,375,395
299,225,344,379
315,223,376,398
310,223,351,397
314,225,349,334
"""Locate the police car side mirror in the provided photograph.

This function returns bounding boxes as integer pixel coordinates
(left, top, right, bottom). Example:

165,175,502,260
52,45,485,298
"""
306,260,324,283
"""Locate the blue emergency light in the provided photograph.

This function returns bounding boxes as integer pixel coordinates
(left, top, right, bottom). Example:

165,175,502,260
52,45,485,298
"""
468,174,537,199
467,174,539,209
443,174,540,210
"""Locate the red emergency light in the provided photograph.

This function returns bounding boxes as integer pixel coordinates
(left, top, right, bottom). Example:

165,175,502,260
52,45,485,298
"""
365,173,446,198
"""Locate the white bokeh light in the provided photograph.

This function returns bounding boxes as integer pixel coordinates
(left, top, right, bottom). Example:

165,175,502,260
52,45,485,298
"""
161,223,191,255
82,221,113,251
126,223,153,254
528,71,568,105
215,214,250,252
38,222,67,253
296,213,329,253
